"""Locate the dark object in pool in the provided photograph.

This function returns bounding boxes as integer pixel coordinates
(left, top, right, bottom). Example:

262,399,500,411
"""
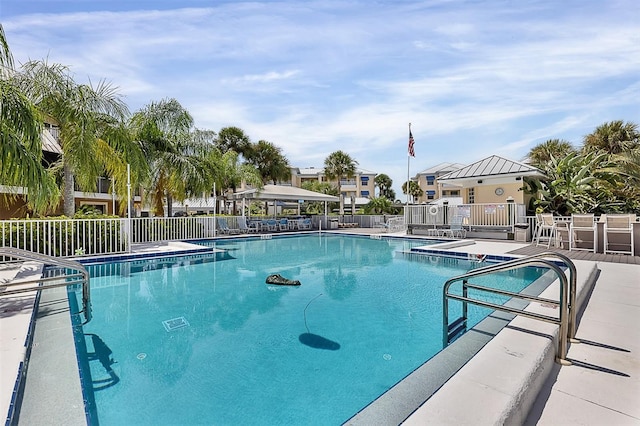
299,333,341,350
265,274,301,286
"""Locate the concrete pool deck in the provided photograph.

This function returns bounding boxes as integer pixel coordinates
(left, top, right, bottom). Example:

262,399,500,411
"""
2,233,639,425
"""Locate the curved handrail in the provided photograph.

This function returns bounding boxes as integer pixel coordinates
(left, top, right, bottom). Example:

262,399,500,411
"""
452,251,577,339
443,255,573,364
0,247,91,324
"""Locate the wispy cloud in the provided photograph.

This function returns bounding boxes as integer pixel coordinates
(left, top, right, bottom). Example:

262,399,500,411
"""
3,0,639,195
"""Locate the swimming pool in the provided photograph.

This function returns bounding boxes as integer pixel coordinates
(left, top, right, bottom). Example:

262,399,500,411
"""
73,234,547,425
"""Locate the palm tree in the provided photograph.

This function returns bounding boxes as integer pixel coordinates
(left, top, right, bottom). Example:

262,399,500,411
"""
402,181,423,203
0,23,13,72
301,181,339,214
1,25,60,214
363,196,393,214
246,140,291,184
216,126,252,158
323,150,358,215
130,99,216,216
374,173,395,200
612,148,640,183
16,59,130,216
527,139,575,167
212,149,262,214
582,120,639,155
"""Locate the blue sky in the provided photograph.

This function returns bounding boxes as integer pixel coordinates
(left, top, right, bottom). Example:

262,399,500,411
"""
2,0,639,197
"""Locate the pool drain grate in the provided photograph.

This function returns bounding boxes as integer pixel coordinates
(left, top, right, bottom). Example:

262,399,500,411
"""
162,316,190,332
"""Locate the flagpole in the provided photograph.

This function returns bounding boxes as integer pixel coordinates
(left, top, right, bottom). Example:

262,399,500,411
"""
406,123,411,207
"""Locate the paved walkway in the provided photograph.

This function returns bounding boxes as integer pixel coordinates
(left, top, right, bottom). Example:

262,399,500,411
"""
525,261,640,425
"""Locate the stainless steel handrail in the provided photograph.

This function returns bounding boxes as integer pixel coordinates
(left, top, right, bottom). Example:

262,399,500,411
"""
0,247,92,324
453,252,577,339
443,255,574,364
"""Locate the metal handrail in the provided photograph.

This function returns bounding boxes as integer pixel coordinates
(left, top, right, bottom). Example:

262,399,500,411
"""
443,254,575,364
0,247,92,324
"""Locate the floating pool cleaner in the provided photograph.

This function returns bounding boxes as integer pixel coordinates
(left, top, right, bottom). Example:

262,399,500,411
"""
265,274,301,286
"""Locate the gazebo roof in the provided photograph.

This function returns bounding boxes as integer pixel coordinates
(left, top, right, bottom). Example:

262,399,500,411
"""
232,185,339,202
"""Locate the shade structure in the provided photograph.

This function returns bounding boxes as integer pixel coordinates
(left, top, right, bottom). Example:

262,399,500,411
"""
232,185,339,203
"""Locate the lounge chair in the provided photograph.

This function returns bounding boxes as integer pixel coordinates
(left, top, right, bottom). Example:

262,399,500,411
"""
237,217,254,234
441,215,466,238
217,218,240,235
604,214,635,255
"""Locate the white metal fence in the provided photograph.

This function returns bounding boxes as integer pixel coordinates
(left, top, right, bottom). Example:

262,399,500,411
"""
0,218,127,257
0,215,395,257
130,217,216,244
406,203,527,231
0,217,219,257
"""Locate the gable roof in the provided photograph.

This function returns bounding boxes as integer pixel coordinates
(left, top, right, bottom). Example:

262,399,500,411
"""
438,155,543,181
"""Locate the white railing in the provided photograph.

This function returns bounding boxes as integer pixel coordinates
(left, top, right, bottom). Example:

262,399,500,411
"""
130,217,216,243
0,216,218,257
0,218,127,257
406,203,526,231
386,216,406,232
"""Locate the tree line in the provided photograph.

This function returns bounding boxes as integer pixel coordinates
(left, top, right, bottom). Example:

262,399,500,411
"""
526,120,639,215
2,25,396,218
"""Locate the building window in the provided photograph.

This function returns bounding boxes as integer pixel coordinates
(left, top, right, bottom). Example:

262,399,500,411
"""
361,190,369,196
426,190,436,200
360,176,369,185
426,176,435,185
468,188,475,204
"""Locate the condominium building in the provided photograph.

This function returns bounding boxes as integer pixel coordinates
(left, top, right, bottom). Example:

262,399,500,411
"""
291,167,377,201
0,124,136,219
413,162,466,204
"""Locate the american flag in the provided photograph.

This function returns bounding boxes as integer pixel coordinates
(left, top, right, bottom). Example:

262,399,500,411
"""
408,129,415,157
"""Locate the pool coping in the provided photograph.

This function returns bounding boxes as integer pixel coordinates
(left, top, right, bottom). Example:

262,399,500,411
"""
401,257,599,425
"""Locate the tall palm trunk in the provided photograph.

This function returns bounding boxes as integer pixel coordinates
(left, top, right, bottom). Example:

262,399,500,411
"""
63,160,75,217
166,193,173,217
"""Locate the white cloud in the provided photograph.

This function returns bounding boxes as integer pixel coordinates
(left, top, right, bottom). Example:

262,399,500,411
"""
3,0,639,195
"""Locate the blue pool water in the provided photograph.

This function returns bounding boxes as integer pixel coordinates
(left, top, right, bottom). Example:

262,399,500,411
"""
74,235,546,425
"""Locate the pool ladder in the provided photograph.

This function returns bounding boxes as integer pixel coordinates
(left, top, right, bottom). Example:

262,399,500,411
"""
443,252,577,364
0,247,92,324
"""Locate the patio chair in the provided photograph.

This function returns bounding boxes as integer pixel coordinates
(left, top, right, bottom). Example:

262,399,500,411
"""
604,214,635,255
217,218,240,235
298,218,312,230
534,213,557,248
569,214,597,253
263,219,278,232
441,215,466,238
278,219,289,231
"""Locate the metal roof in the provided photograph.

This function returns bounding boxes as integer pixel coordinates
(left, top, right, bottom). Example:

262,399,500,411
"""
438,155,543,180
416,162,466,175
232,184,339,202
